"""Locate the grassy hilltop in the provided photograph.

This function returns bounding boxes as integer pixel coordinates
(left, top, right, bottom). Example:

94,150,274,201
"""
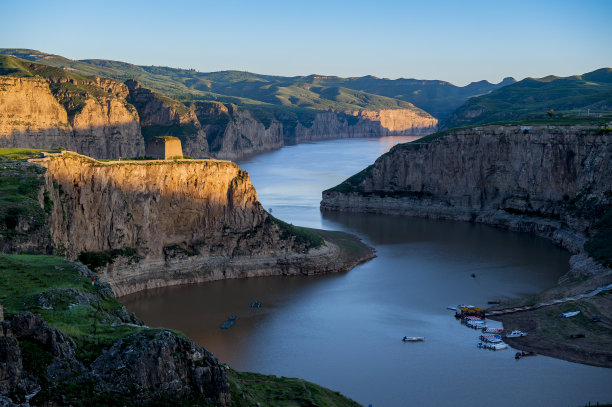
441,68,612,128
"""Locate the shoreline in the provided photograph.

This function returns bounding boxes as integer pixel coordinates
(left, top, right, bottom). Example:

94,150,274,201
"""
321,195,612,368
108,228,375,298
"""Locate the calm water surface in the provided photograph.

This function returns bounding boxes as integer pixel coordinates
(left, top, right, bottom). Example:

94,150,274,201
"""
123,137,612,407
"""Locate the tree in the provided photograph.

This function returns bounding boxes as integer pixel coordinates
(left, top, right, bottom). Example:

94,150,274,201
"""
547,109,555,118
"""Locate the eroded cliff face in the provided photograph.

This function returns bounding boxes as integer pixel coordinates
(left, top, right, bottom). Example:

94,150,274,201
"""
0,77,144,158
196,102,284,160
30,152,369,295
322,125,612,253
126,80,209,158
293,109,437,142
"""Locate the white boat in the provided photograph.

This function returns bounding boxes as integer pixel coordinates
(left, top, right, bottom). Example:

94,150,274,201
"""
402,336,425,342
487,342,508,350
560,311,580,318
506,330,528,338
447,306,457,311
480,334,502,342
482,327,503,334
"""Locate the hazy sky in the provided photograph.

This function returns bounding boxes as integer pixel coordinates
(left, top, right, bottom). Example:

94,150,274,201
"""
2,0,611,85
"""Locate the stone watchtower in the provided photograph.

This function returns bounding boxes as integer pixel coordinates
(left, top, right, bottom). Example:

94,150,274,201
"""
146,136,183,159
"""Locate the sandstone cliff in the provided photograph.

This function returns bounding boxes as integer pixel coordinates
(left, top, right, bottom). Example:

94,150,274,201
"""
126,80,209,158
195,102,283,160
321,125,611,255
292,109,437,143
0,76,144,159
16,152,373,296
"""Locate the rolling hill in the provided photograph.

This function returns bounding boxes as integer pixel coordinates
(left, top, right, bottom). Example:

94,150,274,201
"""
441,68,612,128
0,48,514,119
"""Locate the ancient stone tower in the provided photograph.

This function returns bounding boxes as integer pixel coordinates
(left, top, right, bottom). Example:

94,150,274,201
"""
146,136,183,159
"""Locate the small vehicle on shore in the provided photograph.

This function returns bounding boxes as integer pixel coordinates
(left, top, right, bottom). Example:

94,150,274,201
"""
506,330,528,338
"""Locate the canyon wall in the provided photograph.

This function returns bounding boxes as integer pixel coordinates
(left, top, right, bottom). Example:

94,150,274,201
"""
126,80,209,158
0,77,144,158
292,109,437,143
27,152,371,296
321,125,612,253
1,75,437,161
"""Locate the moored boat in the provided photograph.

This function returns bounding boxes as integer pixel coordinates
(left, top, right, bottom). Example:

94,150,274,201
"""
560,311,580,318
482,327,503,334
506,330,528,338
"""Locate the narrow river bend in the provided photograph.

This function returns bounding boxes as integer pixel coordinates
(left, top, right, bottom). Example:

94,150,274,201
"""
123,137,612,407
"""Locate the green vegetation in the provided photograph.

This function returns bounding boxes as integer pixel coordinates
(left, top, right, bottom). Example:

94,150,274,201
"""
228,370,360,407
441,68,612,129
0,147,60,160
585,207,612,267
268,214,324,249
77,247,140,270
0,154,48,240
0,254,143,353
325,165,374,193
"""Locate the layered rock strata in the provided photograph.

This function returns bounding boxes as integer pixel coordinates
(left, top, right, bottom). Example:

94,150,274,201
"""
28,152,372,296
293,109,437,143
321,125,611,256
0,77,144,158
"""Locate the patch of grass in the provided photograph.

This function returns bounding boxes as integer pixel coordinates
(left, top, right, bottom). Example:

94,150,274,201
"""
585,207,612,267
325,165,374,193
228,370,360,407
268,214,324,250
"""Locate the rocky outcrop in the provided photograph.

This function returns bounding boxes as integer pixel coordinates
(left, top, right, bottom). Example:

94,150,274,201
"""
292,109,437,143
0,77,144,159
24,152,372,296
321,125,612,255
196,102,283,160
126,80,209,158
0,313,230,406
90,330,230,405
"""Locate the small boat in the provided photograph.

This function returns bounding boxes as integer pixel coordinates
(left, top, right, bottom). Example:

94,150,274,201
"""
569,333,585,339
402,336,425,342
487,300,501,305
560,311,580,318
220,316,237,329
515,351,536,359
487,342,508,350
480,334,502,342
506,330,528,338
250,301,262,308
482,327,503,334
447,306,457,311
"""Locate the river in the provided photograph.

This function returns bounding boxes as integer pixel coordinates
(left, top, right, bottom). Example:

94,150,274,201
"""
122,137,612,407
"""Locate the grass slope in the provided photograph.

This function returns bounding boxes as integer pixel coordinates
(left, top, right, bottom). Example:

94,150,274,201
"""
0,48,506,120
441,68,612,129
0,253,361,406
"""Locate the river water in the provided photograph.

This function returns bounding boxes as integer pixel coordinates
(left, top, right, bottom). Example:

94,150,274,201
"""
122,137,612,407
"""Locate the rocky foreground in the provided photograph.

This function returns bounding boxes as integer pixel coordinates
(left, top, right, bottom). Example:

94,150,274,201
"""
0,254,361,406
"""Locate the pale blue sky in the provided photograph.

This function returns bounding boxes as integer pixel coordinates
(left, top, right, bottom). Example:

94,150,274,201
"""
2,0,611,85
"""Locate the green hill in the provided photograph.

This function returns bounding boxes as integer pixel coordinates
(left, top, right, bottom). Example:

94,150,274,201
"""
0,48,513,119
440,68,612,129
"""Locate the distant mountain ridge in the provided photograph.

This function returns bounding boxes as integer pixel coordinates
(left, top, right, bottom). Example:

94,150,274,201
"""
441,68,612,128
0,48,514,119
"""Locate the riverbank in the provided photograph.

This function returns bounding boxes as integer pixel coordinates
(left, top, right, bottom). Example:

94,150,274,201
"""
108,227,375,297
487,259,612,368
